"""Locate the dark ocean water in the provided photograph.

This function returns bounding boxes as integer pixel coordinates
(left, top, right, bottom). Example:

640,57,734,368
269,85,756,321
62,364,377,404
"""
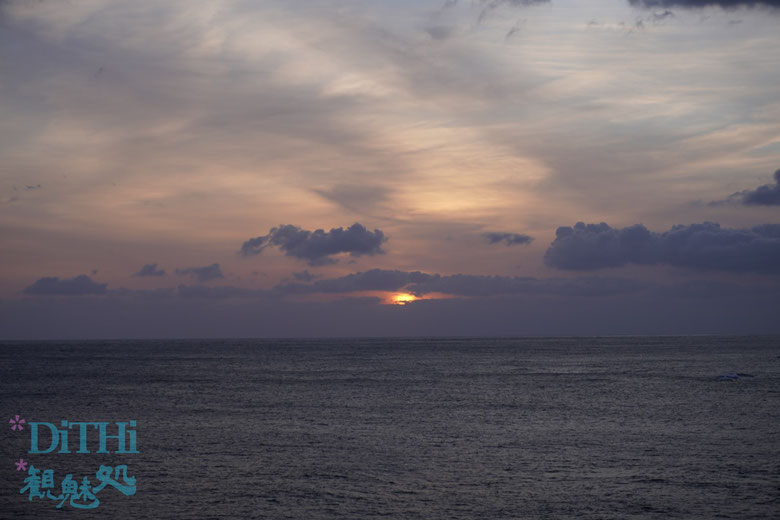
1,336,779,519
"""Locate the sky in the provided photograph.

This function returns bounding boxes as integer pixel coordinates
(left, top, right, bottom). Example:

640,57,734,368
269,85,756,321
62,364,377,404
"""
1,0,779,339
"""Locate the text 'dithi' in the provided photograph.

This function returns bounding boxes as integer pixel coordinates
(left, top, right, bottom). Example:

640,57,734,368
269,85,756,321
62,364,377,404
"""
28,421,138,454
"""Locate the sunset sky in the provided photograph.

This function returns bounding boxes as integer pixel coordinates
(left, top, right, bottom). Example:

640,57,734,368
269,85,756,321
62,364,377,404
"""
2,0,779,338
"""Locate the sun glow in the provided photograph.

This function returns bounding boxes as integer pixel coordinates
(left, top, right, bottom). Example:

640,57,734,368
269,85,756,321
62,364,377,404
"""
391,293,417,305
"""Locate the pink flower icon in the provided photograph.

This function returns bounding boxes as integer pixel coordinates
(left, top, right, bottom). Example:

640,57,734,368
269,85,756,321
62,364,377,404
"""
15,458,28,471
9,415,26,431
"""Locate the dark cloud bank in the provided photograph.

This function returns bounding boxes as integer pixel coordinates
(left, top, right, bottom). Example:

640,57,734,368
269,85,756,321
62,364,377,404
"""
11,266,780,337
545,221,780,273
276,269,649,298
176,284,260,300
478,0,780,12
23,268,770,303
277,269,434,295
6,275,778,338
240,223,386,266
629,0,780,7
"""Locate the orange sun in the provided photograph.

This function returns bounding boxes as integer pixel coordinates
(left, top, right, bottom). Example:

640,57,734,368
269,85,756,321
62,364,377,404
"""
391,293,417,305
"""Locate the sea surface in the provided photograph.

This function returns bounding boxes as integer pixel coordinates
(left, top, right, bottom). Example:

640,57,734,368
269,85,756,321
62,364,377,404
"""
1,336,778,519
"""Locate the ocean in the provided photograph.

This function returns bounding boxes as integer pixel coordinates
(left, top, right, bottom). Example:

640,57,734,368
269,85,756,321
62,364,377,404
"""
1,336,778,519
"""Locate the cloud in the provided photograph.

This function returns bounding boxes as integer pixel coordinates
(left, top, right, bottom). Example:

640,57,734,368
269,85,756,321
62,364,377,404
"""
23,275,107,295
407,274,650,297
176,284,262,300
545,221,780,273
5,274,779,339
477,0,551,23
3,184,43,204
276,268,780,304
628,0,780,8
545,222,657,270
275,268,650,298
175,263,224,282
277,269,435,294
425,25,454,40
483,232,533,246
292,270,317,282
739,169,780,206
134,263,166,277
653,9,675,19
108,287,176,300
312,185,390,214
505,19,525,40
239,223,386,266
